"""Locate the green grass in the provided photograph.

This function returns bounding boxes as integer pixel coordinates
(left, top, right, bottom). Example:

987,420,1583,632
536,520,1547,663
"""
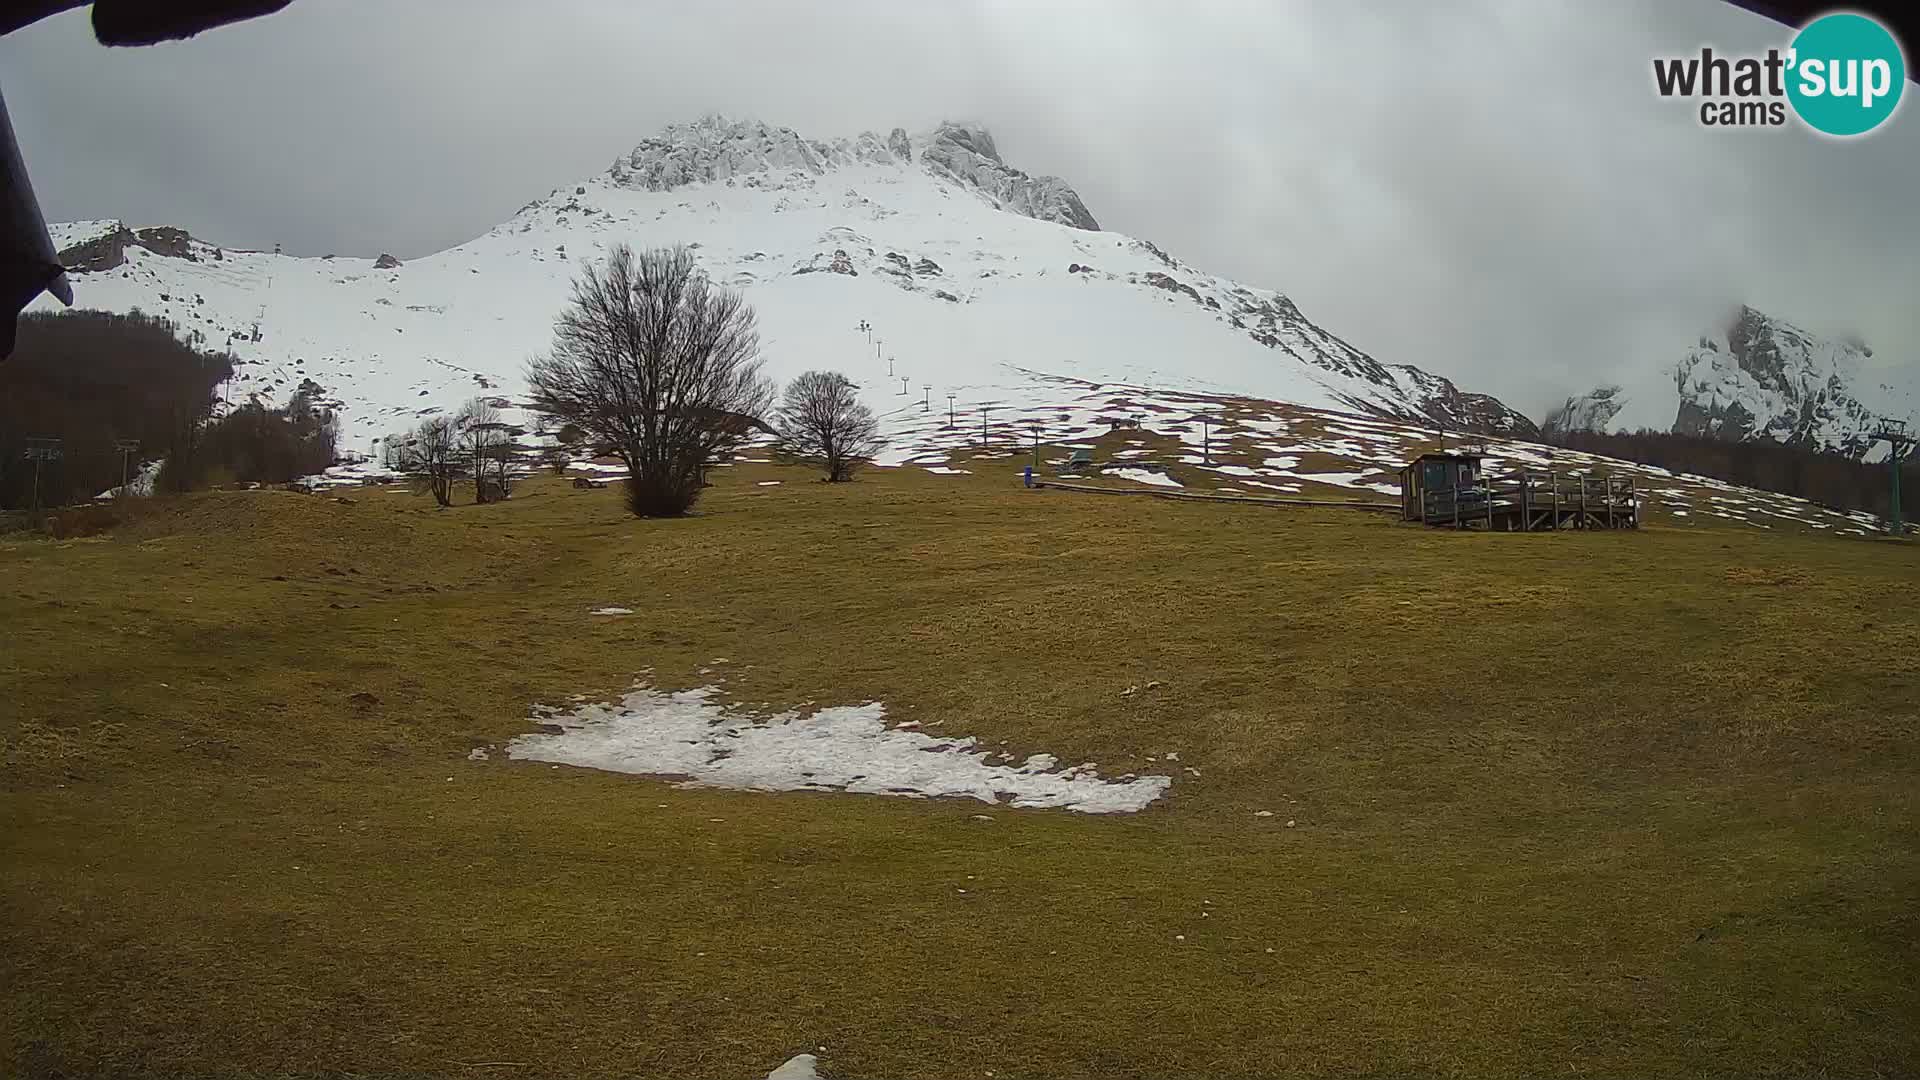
3,462,1917,1079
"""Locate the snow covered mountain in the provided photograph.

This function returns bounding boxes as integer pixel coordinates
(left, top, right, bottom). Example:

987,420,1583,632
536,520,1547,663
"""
38,116,1534,453
1544,306,1914,460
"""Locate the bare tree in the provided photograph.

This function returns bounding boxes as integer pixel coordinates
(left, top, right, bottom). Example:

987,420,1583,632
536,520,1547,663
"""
457,398,520,504
775,370,884,482
390,414,460,507
527,244,774,517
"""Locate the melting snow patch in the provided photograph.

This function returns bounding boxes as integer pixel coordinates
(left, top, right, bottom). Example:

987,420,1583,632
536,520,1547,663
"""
506,686,1172,813
923,466,973,474
757,481,782,486
1104,467,1182,488
768,1056,820,1080
589,607,634,616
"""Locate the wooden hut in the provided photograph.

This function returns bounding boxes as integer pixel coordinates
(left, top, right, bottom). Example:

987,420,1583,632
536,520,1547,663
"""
1399,453,1484,522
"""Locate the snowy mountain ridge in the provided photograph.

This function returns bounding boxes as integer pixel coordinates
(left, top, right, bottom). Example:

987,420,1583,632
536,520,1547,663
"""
611,117,1102,232
1545,306,1914,460
40,115,1538,452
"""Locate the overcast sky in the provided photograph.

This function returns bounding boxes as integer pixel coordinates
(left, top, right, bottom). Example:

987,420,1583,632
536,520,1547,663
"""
3,0,1914,412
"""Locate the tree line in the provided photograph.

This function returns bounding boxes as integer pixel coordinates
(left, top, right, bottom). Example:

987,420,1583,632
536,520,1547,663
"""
0,311,340,510
1537,427,1917,521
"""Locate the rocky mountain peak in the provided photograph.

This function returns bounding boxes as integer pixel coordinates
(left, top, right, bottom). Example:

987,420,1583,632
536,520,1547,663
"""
1545,304,1911,458
604,116,1100,232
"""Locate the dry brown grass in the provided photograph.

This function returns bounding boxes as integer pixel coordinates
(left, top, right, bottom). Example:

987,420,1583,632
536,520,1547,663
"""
3,463,1916,1079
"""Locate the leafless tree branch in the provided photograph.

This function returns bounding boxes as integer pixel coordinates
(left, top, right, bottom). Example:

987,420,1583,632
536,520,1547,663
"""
775,370,883,482
527,245,773,516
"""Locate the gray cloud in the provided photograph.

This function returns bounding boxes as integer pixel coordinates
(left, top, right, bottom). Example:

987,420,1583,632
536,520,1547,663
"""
3,0,1914,413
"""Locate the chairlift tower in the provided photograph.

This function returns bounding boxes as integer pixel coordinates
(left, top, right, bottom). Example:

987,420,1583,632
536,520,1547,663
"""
114,439,141,495
1870,419,1914,537
1187,413,1220,465
22,437,62,510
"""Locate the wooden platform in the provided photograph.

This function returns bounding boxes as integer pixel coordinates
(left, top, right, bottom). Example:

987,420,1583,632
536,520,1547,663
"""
1409,471,1638,531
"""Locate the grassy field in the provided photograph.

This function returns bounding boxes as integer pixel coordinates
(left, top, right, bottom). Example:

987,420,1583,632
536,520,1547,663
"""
3,460,1917,1079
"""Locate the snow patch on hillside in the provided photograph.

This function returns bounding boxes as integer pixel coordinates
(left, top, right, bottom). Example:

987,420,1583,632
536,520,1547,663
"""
1105,467,1181,487
505,686,1171,814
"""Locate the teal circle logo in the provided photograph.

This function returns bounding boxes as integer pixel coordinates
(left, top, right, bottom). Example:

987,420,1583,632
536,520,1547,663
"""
1786,13,1906,136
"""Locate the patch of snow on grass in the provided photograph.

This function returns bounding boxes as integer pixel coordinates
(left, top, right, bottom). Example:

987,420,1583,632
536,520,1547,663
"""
589,607,634,616
767,1056,821,1080
1289,471,1399,495
1104,467,1182,488
923,466,973,474
506,687,1172,814
757,481,782,486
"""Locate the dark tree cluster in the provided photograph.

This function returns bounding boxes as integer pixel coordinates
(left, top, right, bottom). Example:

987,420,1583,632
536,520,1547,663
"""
0,310,231,509
1540,427,1917,521
161,381,339,491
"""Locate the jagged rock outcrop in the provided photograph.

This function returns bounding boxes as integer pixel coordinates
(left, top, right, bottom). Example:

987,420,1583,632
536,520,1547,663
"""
57,225,136,272
1369,364,1541,437
1542,385,1627,434
374,253,402,269
57,224,218,272
604,116,1100,232
607,117,915,192
918,122,1099,231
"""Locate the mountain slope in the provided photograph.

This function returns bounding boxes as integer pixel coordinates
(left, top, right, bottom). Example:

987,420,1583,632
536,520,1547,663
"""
38,116,1534,453
1545,306,1914,460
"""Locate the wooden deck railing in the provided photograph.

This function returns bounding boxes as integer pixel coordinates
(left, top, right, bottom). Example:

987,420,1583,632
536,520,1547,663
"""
1416,471,1637,530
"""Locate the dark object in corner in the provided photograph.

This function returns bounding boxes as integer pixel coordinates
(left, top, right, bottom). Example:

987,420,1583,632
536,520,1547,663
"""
3,1,294,44
0,88,70,358
1723,2,1916,72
